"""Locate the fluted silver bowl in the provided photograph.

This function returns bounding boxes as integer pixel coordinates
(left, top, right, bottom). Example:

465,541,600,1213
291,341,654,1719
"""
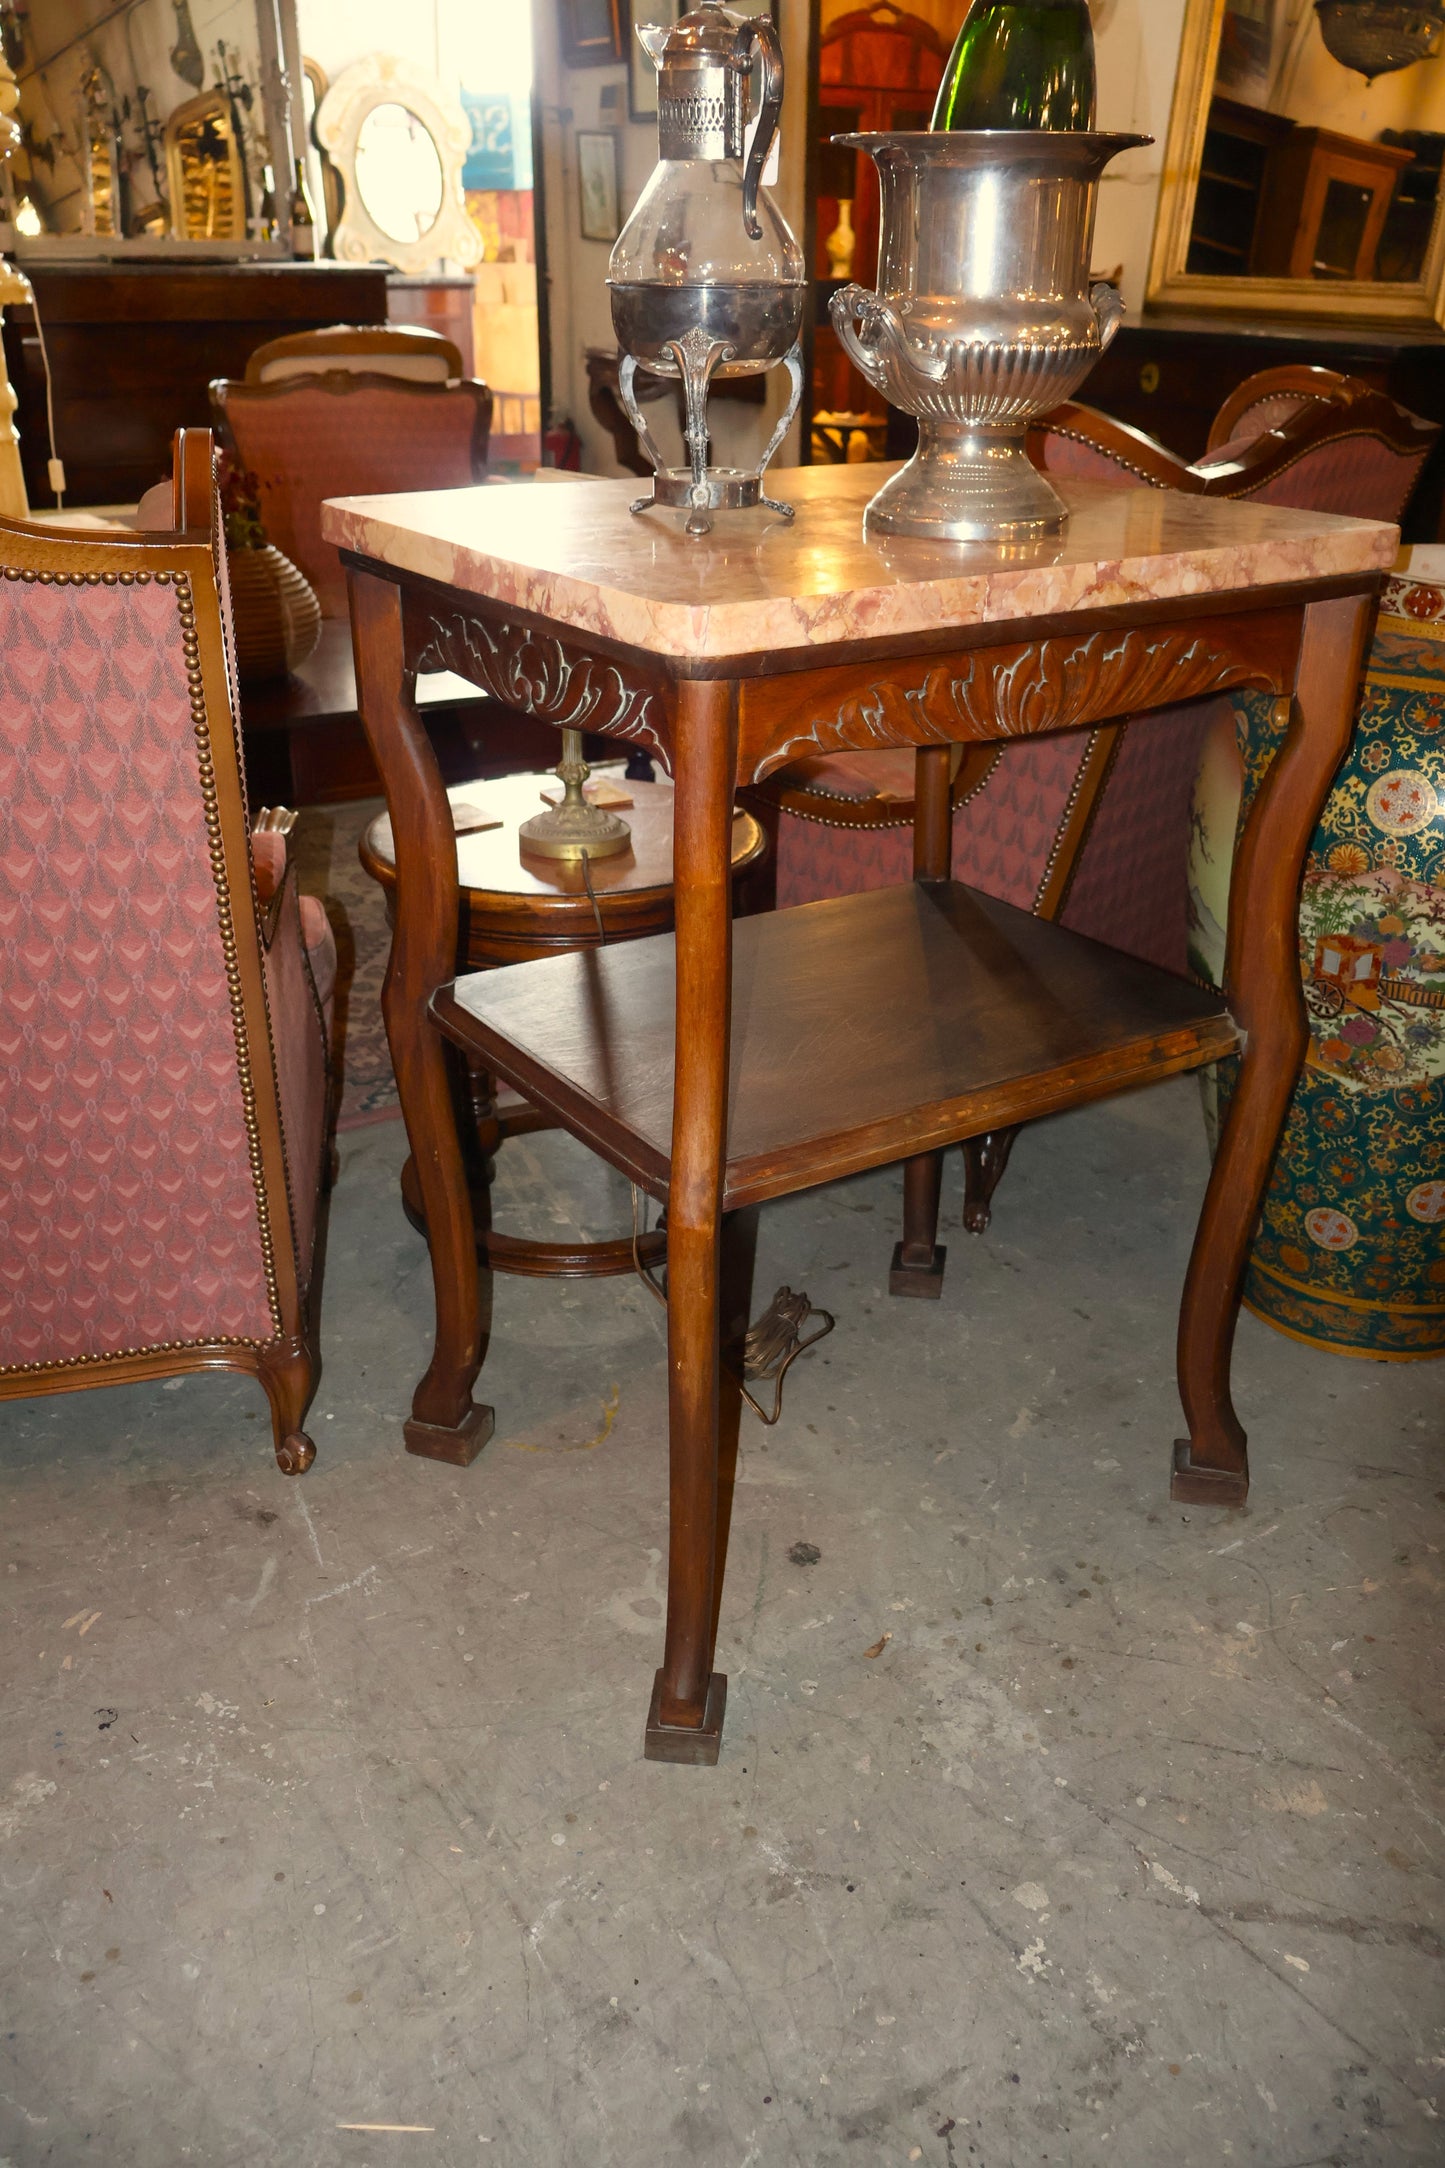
831,130,1150,543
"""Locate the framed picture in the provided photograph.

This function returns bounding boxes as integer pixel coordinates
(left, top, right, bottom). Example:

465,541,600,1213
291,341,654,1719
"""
561,0,625,67
577,129,621,242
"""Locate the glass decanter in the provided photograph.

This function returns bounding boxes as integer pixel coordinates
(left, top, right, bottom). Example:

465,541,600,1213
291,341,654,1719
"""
609,0,806,535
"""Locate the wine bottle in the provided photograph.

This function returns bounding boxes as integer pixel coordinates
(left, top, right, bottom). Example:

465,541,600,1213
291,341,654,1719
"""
257,163,278,244
287,157,316,260
931,0,1096,131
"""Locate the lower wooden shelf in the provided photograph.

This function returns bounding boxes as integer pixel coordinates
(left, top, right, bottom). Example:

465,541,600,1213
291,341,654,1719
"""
431,881,1239,1213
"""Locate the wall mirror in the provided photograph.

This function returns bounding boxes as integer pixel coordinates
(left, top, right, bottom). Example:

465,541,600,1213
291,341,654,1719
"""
354,103,445,244
315,55,480,275
164,90,247,242
1149,0,1445,324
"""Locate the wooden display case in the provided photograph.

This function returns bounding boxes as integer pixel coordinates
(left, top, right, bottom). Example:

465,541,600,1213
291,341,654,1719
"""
1252,128,1416,284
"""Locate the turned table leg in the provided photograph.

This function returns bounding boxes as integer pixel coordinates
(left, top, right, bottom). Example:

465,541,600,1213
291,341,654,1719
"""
892,744,954,1298
1174,593,1373,1506
646,678,738,1764
347,570,494,1466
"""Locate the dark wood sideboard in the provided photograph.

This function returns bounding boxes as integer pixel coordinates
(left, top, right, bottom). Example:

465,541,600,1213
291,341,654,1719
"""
1080,314,1445,543
1,261,390,508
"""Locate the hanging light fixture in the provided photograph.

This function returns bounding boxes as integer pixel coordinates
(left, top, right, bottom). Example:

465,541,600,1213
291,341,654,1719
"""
1315,1,1445,80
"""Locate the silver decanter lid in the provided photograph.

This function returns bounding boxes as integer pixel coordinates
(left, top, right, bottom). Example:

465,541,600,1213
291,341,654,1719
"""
656,1,766,163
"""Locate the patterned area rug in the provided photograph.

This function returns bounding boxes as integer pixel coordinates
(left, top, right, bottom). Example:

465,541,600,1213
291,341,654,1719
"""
291,798,400,1129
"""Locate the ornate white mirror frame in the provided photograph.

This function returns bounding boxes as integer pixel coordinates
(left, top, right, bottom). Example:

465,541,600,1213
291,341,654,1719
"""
1147,0,1445,328
315,54,481,274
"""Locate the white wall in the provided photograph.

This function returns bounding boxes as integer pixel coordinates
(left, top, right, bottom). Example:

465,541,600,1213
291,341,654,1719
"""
1092,0,1190,317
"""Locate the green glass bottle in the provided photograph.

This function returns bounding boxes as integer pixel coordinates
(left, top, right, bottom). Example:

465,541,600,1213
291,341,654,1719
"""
930,0,1096,131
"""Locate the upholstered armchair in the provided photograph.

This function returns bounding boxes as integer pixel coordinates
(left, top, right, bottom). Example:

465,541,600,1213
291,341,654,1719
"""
210,371,493,617
0,430,335,1472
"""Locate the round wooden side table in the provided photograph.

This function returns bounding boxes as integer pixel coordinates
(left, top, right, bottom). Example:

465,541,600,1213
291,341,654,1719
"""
360,771,769,1278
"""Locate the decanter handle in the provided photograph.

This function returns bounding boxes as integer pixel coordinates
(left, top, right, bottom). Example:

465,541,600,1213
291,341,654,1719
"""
738,12,784,241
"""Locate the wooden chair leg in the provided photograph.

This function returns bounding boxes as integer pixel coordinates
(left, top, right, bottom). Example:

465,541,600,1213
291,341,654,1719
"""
646,679,737,1766
348,569,493,1467
891,1149,947,1297
962,1126,1019,1234
258,1336,317,1475
1174,596,1373,1506
887,744,955,1297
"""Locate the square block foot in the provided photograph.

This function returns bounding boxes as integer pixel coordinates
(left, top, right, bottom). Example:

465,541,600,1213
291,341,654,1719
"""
644,1671,727,1766
889,1241,947,1299
405,1403,495,1467
1171,1438,1249,1508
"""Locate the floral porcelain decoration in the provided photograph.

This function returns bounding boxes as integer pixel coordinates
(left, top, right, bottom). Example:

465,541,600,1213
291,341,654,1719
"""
1190,547,1445,1360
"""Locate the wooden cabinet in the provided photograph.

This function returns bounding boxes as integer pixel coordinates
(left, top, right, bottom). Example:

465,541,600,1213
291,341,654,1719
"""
1186,96,1291,278
1253,128,1416,283
1,261,389,507
804,4,951,450
1188,100,1420,287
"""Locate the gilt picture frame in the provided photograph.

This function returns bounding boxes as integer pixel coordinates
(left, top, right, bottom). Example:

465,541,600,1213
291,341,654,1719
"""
577,128,621,243
1146,0,1445,327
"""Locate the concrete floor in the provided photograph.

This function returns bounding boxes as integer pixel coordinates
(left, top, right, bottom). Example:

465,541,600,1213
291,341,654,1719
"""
1,1080,1441,2168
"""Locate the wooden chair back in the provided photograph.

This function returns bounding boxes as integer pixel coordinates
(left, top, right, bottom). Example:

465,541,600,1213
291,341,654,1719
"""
246,323,463,385
1206,364,1360,451
1033,372,1437,527
211,372,493,615
1195,369,1438,525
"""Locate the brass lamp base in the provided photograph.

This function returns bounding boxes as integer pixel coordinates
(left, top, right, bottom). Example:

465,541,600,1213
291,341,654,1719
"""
518,727,632,862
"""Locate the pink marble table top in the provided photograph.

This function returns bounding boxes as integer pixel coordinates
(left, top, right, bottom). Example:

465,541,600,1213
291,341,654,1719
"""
322,462,1396,665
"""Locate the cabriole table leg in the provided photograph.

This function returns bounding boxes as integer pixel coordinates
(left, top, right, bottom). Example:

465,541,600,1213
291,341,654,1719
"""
347,570,494,1467
1174,593,1374,1506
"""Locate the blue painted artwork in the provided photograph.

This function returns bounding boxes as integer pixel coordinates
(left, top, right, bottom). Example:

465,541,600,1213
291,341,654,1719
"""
462,91,533,193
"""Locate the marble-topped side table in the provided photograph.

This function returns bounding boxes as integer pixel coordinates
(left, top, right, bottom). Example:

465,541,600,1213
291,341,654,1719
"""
324,463,1395,1767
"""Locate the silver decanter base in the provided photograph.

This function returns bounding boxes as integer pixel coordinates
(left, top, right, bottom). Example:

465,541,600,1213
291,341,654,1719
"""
863,424,1069,545
619,326,803,539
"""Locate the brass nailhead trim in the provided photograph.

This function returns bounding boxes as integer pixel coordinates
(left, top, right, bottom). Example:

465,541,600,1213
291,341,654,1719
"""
174,570,285,1337
2,1335,272,1379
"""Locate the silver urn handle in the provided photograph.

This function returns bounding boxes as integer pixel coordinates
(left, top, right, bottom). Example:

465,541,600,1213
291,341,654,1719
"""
1090,278,1126,355
829,284,948,401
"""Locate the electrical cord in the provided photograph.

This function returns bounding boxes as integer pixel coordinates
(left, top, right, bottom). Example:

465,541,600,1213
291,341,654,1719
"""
577,845,607,946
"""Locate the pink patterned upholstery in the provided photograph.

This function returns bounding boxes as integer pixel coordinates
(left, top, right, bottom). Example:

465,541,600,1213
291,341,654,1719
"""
953,737,1092,910
215,376,491,615
247,825,336,1279
263,867,334,1278
0,576,275,1366
774,737,1095,913
1219,391,1311,444
774,818,914,908
1216,433,1427,523
1032,430,1157,485
1059,701,1222,974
